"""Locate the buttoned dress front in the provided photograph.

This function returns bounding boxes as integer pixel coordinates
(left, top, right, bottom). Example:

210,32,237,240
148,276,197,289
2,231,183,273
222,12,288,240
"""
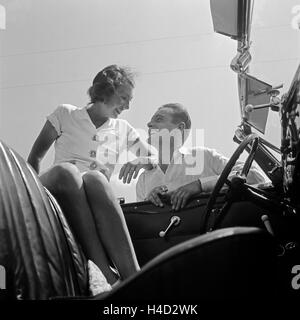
47,104,139,180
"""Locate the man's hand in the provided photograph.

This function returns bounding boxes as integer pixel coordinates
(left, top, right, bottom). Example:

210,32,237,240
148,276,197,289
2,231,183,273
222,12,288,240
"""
170,180,202,211
146,185,168,207
119,157,155,184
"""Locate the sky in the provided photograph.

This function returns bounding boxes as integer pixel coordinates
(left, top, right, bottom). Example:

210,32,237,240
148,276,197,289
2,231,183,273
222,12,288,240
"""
0,0,299,202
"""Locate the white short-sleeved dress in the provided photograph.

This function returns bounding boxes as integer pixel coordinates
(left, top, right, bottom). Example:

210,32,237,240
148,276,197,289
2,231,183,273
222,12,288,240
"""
46,104,139,180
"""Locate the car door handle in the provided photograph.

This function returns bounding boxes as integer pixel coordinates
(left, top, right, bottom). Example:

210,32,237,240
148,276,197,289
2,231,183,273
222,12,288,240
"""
159,216,181,238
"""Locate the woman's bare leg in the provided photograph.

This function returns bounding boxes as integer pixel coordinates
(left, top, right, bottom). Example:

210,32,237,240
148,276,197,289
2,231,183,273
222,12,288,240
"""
40,163,118,284
82,171,140,280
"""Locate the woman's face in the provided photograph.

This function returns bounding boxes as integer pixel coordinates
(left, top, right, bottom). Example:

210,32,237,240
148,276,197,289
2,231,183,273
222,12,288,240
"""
105,83,133,118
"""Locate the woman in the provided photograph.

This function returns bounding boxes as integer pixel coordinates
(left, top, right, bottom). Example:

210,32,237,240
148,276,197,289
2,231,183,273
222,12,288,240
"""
28,65,156,286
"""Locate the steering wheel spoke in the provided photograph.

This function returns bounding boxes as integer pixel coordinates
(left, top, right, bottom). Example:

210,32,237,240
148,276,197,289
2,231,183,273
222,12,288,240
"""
202,133,259,233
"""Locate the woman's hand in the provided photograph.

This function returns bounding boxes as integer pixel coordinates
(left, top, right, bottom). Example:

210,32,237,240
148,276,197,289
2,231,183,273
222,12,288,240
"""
146,185,169,207
169,180,202,211
121,136,158,184
119,157,156,184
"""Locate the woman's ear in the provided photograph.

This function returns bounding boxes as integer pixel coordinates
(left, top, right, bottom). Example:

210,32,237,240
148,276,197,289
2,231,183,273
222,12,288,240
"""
102,95,111,106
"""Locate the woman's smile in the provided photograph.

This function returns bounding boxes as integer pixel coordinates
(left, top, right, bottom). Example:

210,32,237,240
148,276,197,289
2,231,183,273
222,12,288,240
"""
115,108,122,116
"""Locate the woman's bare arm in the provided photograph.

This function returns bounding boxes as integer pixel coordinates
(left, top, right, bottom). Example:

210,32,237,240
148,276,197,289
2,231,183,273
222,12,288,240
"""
27,120,58,174
132,137,158,160
119,138,158,184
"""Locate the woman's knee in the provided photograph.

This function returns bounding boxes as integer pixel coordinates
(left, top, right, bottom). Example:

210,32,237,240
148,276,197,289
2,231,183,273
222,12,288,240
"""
83,171,111,194
40,163,82,194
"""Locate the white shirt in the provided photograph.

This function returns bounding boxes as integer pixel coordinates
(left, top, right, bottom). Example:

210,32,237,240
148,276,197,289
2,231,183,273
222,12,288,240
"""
47,104,139,179
136,146,265,201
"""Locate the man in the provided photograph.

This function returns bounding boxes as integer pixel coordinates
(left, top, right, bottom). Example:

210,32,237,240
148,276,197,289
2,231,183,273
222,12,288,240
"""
136,103,265,211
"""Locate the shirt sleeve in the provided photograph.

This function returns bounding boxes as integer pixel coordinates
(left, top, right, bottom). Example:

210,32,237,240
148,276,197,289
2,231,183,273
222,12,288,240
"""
200,148,265,192
200,176,221,193
207,148,229,175
46,105,65,136
200,149,228,192
230,161,265,184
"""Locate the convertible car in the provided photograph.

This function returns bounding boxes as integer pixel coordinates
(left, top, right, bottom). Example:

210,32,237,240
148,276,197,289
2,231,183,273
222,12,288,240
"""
0,0,300,302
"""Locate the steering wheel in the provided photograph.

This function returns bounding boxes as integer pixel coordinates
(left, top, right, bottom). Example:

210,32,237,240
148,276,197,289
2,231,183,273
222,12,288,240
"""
202,133,260,233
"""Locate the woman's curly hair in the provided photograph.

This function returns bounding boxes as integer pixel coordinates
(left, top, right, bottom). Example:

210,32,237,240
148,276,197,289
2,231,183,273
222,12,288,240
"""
87,65,135,104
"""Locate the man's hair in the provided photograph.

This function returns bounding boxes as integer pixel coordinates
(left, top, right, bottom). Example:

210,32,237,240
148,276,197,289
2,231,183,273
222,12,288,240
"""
159,103,191,130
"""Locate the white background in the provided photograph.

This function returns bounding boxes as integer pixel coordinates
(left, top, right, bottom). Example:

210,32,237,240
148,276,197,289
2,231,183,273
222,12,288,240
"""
0,0,299,202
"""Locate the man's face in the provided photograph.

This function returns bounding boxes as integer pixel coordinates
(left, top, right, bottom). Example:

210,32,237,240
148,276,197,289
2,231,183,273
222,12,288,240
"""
147,107,184,154
147,107,178,135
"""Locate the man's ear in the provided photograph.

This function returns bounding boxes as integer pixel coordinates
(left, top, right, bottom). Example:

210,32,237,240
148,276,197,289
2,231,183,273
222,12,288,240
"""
178,121,186,131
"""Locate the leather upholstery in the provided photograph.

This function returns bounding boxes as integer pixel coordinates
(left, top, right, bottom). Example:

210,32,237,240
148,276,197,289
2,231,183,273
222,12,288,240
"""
97,227,277,300
123,194,267,265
